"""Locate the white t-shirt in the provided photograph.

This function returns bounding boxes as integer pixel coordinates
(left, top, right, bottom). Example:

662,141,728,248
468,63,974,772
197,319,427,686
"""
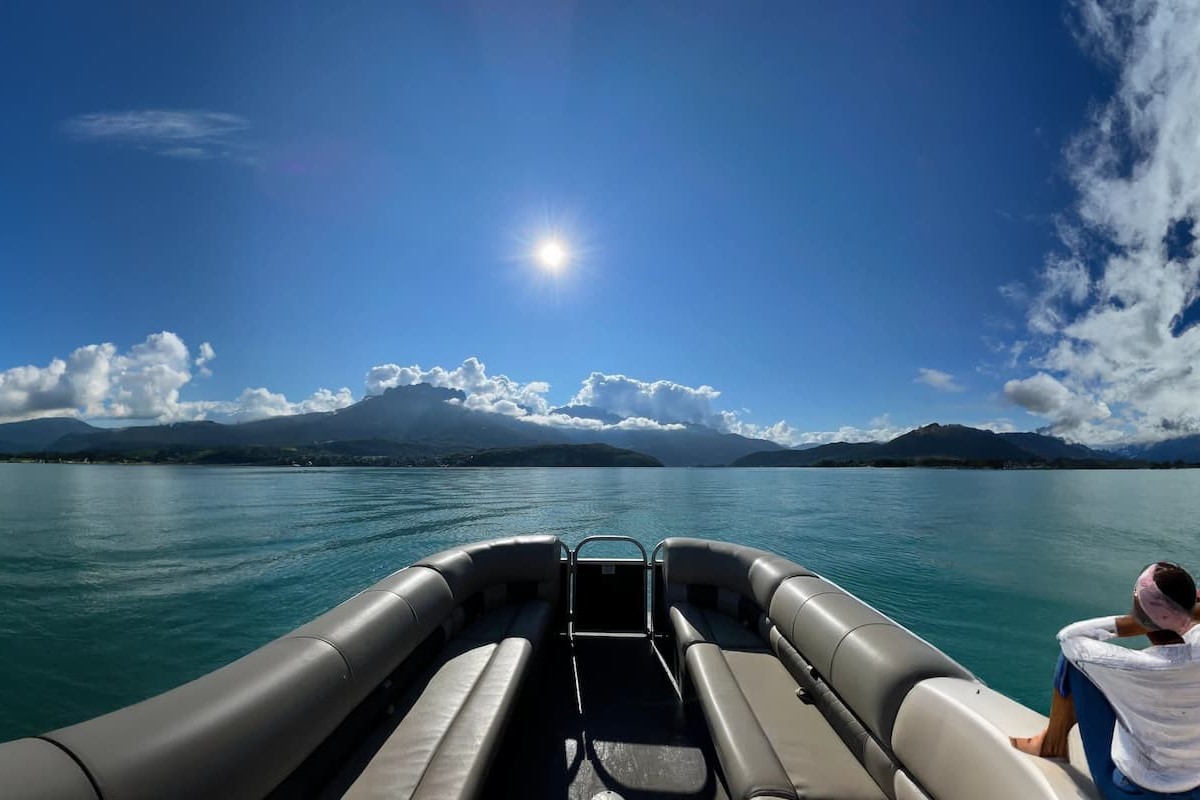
1058,616,1200,793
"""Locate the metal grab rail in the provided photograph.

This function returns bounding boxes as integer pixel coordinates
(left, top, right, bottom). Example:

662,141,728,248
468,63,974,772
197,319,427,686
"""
572,535,649,565
569,535,651,636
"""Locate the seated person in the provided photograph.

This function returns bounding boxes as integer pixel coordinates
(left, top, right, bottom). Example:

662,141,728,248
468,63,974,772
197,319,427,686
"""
1012,562,1200,798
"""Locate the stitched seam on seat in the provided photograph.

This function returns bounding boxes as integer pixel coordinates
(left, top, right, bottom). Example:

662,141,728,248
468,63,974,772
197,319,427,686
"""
286,635,354,680
827,622,894,683
35,737,104,800
409,642,505,795
784,587,839,643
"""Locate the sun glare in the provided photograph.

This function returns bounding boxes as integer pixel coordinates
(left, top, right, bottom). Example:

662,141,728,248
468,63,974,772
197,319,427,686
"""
536,239,567,271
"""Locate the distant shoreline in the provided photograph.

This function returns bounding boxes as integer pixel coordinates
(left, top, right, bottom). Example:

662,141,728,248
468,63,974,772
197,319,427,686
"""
2,455,1197,470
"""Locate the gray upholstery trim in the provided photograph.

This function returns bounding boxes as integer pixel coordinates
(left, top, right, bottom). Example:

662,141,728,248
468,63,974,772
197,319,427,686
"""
661,538,813,611
414,535,561,602
686,643,797,800
830,624,973,747
671,603,716,655
370,566,455,638
790,593,892,678
0,738,99,799
287,589,421,693
767,575,841,638
46,637,354,800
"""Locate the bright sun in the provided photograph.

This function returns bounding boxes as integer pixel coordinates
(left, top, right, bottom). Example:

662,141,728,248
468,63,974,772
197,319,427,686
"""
536,239,567,271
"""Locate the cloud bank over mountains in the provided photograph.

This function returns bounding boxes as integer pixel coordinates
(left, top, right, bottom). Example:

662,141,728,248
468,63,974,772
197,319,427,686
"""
2,337,905,445
1003,0,1200,443
0,332,353,425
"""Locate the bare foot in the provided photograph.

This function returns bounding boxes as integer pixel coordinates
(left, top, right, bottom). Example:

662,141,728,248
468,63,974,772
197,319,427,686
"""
1010,731,1046,756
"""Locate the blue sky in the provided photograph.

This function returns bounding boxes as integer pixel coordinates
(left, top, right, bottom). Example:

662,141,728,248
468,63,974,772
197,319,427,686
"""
2,2,1198,445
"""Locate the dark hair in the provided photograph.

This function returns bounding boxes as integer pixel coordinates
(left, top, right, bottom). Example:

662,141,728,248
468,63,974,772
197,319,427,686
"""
1153,562,1197,611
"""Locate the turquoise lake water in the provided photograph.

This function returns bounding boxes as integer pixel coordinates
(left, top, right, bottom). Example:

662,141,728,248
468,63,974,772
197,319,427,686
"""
2,463,1199,742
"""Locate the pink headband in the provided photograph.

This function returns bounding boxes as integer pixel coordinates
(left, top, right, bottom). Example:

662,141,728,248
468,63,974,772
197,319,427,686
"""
1135,564,1197,635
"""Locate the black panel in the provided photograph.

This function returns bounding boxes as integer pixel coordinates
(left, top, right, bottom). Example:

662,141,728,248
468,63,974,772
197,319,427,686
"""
552,561,570,634
652,563,670,636
686,583,718,610
507,580,538,602
574,561,646,633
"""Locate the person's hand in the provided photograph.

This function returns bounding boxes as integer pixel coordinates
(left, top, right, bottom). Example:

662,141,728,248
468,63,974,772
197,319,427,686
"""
1115,613,1152,638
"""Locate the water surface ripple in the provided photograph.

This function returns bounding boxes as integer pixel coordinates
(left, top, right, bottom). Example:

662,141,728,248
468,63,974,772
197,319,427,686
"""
2,464,1198,740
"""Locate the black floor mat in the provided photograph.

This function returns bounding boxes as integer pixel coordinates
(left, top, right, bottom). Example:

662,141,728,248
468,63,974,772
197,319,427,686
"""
483,635,728,800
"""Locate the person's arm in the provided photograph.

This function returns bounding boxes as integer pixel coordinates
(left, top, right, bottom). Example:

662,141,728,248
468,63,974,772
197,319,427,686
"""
1057,614,1155,641
1057,615,1120,642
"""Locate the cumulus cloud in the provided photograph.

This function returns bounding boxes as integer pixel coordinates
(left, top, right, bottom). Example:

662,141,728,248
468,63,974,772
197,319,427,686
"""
1000,1,1200,443
195,341,216,377
568,373,722,426
364,359,783,437
915,368,963,392
0,333,354,425
231,386,354,423
787,415,916,447
517,413,686,432
62,110,252,162
1004,373,1112,433
0,333,202,423
365,357,552,415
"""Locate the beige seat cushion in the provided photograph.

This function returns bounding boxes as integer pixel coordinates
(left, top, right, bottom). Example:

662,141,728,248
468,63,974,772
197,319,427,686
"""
724,649,887,800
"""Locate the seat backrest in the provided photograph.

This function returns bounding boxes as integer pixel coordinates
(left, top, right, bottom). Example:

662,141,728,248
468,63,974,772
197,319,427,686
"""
768,574,973,750
415,534,562,604
661,537,813,614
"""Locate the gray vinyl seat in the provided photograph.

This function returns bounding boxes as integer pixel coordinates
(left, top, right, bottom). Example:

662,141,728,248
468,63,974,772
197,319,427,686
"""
2,535,563,800
334,600,551,799
662,537,970,800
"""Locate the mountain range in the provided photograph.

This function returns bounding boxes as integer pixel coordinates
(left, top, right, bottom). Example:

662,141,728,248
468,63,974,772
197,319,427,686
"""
0,384,782,467
730,424,1120,467
6,388,1200,467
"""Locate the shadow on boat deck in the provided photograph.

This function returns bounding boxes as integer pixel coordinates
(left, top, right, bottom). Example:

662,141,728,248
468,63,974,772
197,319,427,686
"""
484,635,728,800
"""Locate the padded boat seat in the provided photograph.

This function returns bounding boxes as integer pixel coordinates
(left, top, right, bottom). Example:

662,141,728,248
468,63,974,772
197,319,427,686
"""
687,643,796,800
724,649,887,800
686,641,887,800
671,603,768,653
337,600,550,800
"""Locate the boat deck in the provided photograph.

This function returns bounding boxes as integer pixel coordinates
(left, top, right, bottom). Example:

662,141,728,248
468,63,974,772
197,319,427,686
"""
483,635,729,799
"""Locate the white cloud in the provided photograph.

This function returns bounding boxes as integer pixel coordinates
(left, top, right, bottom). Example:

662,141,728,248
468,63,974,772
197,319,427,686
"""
62,110,252,162
365,357,552,415
231,386,354,423
1004,372,1112,434
0,333,353,425
0,332,203,423
568,372,722,426
195,341,216,377
1001,1,1200,443
516,413,685,432
788,414,915,446
915,368,964,392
